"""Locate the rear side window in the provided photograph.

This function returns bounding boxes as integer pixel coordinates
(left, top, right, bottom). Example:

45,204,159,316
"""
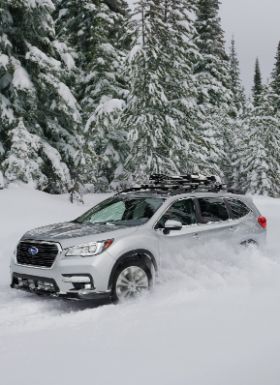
157,199,197,227
226,199,250,219
198,198,229,223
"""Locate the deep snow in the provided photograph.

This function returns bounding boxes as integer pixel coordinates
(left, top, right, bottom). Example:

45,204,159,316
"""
0,185,280,385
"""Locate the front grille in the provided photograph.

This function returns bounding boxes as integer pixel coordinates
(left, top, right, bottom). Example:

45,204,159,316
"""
17,241,59,268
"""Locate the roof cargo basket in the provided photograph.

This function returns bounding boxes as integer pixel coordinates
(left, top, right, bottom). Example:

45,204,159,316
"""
121,173,226,195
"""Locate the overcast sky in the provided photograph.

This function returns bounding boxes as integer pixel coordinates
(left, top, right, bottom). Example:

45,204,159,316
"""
220,0,280,92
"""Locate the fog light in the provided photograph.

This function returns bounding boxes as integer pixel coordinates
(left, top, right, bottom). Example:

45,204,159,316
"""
84,284,92,290
62,275,91,284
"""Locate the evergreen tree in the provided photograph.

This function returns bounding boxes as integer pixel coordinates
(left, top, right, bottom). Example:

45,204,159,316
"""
229,38,246,115
252,58,263,106
242,86,280,197
118,0,204,184
3,118,71,189
0,0,82,192
81,1,128,191
0,3,15,188
194,0,233,176
56,0,129,191
225,38,246,189
194,0,231,106
271,42,280,96
161,0,206,173
270,41,280,112
117,0,177,184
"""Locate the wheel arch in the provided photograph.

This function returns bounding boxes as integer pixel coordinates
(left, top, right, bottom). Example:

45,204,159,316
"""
108,249,158,290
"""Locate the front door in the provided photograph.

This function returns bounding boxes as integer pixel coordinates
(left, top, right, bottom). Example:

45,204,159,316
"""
155,198,200,269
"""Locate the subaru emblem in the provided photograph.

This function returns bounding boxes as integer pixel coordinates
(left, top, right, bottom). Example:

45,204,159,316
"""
28,246,39,256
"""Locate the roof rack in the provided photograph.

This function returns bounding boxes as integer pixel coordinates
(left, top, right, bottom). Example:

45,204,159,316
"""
120,174,226,195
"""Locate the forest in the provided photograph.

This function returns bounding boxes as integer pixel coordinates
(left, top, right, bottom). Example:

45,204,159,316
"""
0,0,280,200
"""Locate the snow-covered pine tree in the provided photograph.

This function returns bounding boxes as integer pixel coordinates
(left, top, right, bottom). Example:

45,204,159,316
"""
115,0,178,185
225,38,246,189
271,41,280,110
81,1,128,191
3,118,71,189
242,85,280,197
193,0,233,177
229,38,246,115
118,0,206,185
252,58,263,107
161,0,207,174
56,0,129,192
1,0,82,193
55,0,96,70
0,4,14,188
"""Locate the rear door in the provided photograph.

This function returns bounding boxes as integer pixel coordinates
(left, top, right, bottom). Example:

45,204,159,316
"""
225,197,255,244
155,198,200,266
193,196,234,244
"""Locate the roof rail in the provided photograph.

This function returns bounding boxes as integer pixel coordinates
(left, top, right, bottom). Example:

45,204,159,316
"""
120,173,226,195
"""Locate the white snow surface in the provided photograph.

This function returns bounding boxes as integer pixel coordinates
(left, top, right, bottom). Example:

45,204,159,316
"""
0,185,280,385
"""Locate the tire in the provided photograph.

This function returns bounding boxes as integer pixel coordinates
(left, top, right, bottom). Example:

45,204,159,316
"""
111,259,152,303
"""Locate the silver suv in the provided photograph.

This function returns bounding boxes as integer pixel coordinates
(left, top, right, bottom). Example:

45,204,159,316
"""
10,175,267,302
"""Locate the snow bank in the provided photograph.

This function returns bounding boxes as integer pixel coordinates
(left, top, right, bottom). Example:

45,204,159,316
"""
0,186,280,385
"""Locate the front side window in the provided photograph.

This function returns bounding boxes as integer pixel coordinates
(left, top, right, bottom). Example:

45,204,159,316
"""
226,199,250,219
198,197,229,223
75,196,165,227
157,199,197,228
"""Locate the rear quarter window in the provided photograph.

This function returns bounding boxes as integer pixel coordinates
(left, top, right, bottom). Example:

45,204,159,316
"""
197,197,229,223
226,199,251,219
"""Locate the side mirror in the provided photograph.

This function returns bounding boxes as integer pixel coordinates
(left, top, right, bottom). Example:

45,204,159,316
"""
163,220,183,234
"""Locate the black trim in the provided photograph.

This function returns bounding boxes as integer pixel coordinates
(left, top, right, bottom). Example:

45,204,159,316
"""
11,273,59,294
108,249,157,290
60,292,111,301
11,273,110,301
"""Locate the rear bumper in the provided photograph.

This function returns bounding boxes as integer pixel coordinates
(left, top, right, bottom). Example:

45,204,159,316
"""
11,273,112,301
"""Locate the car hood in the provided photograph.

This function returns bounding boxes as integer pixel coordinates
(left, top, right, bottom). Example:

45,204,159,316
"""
21,221,139,248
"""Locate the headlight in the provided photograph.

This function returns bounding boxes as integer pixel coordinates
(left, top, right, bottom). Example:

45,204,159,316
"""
65,239,114,257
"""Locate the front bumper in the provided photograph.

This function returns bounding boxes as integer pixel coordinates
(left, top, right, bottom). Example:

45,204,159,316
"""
10,240,116,301
11,273,112,301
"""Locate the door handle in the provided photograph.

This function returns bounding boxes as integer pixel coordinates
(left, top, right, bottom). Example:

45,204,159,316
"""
192,233,199,239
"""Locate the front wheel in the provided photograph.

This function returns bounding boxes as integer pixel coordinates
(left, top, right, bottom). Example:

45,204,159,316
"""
112,262,152,302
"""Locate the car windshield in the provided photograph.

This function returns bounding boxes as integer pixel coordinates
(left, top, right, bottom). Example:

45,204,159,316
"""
75,196,165,227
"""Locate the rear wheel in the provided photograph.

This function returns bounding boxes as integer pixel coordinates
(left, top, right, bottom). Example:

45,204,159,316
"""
112,261,152,302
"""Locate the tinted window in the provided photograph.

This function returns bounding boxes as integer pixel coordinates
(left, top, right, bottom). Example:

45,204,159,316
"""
157,199,197,228
226,199,250,219
198,198,229,223
75,196,165,227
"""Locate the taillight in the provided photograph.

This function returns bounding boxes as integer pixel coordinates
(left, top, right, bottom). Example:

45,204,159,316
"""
258,216,267,229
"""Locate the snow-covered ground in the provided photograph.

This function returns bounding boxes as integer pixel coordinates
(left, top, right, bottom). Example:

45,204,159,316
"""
0,185,280,385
